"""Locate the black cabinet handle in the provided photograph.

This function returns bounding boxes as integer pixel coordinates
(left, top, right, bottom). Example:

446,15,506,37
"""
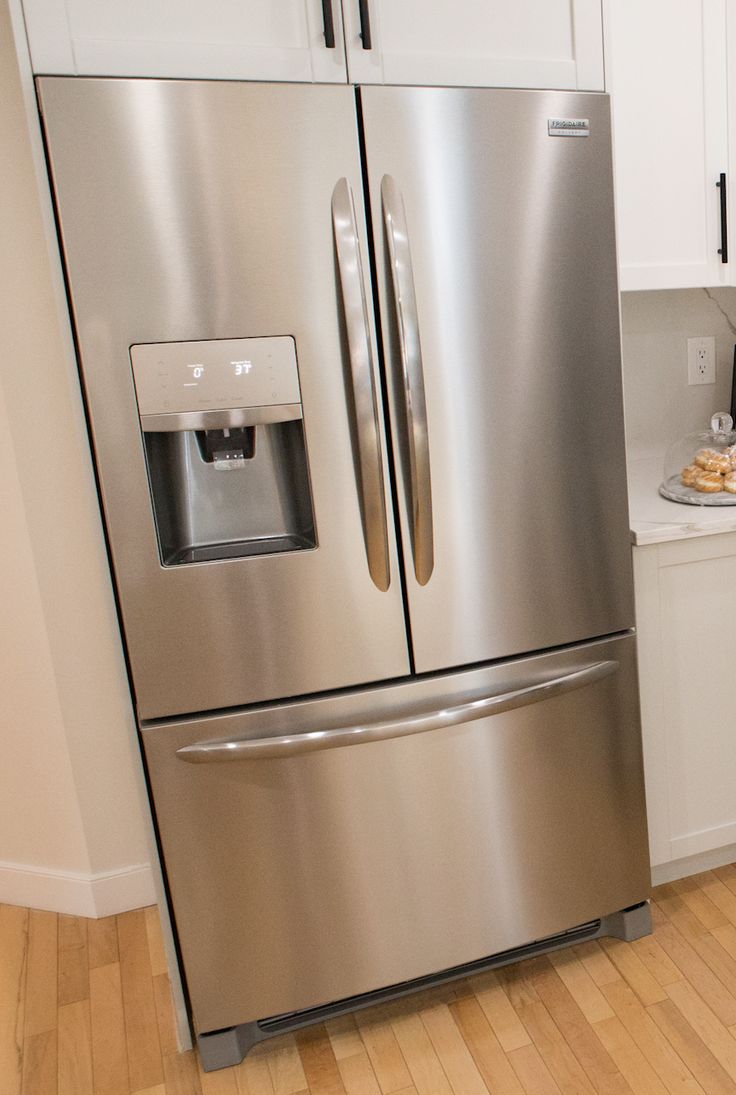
321,0,336,48
358,0,372,49
717,173,728,263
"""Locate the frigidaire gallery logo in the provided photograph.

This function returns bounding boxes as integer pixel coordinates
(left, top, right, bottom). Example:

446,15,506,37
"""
548,118,590,137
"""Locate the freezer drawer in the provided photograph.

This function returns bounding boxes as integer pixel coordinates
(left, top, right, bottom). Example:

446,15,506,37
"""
141,633,649,1035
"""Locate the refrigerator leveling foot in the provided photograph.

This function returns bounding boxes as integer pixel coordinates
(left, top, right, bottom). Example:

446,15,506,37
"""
196,900,652,1072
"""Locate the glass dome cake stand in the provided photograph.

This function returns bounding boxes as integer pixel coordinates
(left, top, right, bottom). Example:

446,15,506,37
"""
660,412,736,506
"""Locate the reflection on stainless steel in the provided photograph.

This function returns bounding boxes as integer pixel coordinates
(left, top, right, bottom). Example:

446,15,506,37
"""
363,88,633,671
380,175,434,586
38,78,650,1072
142,634,649,1034
177,659,618,761
139,405,303,432
332,178,391,592
38,79,410,717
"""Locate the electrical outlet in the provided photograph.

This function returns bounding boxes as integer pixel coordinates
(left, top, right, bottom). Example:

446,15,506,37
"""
687,336,716,385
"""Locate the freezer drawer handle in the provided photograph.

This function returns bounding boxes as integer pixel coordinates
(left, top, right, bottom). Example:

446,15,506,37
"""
176,659,618,762
332,178,391,592
381,175,434,586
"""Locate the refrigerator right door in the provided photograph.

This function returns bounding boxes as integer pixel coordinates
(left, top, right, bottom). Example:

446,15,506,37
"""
361,87,634,672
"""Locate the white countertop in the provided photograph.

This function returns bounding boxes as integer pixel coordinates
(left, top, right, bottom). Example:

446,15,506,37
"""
628,453,736,545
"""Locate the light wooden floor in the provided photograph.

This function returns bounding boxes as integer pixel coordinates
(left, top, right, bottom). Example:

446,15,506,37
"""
9,869,736,1093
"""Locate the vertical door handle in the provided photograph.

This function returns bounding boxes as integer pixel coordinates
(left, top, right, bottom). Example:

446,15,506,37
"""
717,173,728,263
332,179,391,592
381,175,434,587
321,0,336,47
358,0,372,48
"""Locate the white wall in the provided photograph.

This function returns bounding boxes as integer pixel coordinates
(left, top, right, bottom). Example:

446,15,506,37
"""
621,288,736,460
0,0,155,917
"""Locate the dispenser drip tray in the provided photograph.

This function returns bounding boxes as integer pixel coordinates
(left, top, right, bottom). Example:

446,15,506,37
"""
169,534,314,566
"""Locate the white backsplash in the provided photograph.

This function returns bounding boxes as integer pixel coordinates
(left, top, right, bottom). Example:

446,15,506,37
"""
621,289,736,461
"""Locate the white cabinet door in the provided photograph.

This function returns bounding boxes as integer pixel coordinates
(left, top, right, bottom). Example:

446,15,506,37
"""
607,0,729,290
343,0,604,90
22,0,347,82
634,535,736,872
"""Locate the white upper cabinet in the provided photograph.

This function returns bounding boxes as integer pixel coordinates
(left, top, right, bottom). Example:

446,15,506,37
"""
22,0,604,91
607,0,729,290
21,0,348,82
343,0,604,90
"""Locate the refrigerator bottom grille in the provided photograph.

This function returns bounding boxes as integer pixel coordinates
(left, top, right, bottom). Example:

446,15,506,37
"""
259,917,602,1034
196,903,651,1072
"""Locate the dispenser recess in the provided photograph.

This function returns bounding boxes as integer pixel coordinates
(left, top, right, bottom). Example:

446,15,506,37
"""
131,337,316,566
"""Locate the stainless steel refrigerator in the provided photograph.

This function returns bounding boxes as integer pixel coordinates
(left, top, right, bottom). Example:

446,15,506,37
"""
37,77,651,1070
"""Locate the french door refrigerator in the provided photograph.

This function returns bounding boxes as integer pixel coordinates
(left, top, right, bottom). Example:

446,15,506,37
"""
38,77,651,1070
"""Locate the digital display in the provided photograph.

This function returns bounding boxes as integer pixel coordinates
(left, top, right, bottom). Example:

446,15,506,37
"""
182,359,254,387
131,336,299,416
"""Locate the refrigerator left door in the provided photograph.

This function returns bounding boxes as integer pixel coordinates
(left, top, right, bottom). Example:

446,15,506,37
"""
38,78,410,718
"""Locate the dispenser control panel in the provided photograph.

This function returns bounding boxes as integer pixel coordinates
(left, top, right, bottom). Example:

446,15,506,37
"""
130,336,301,416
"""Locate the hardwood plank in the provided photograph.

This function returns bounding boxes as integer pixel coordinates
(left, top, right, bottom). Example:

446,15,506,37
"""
198,1054,240,1093
153,971,179,1058
235,1051,276,1094
295,1024,347,1095
448,994,526,1095
711,923,736,964
666,979,736,1082
90,961,129,1095
390,1008,453,1095
265,1033,309,1095
597,938,668,1006
672,878,730,931
653,918,736,1027
600,976,704,1094
163,1047,204,1094
24,910,57,1037
145,906,169,978
118,908,164,1091
548,949,615,1024
336,1049,382,1095
629,935,682,988
88,915,119,970
354,1005,413,1093
469,969,531,1051
572,942,622,988
514,995,596,1094
419,1000,488,1095
655,889,712,940
507,1041,563,1095
58,998,94,1095
325,1014,364,1062
496,961,541,1010
696,873,736,927
131,1086,168,1095
58,913,88,1007
592,1015,669,1095
20,1028,56,1095
0,904,28,1095
648,997,736,1095
529,956,635,1095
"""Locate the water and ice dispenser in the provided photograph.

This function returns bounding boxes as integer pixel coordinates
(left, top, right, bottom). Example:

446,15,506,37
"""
131,337,316,565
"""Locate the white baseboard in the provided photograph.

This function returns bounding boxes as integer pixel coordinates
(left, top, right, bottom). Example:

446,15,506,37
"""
0,860,156,917
651,843,736,886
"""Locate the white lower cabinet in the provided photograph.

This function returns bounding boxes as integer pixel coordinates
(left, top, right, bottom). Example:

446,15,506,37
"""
634,533,736,876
